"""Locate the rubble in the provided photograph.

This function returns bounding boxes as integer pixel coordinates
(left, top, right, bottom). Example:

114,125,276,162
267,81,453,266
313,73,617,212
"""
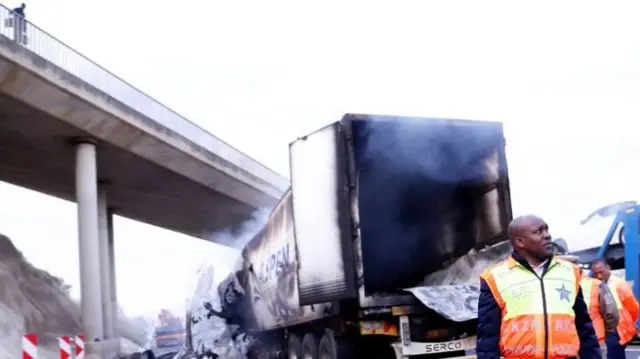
175,263,251,359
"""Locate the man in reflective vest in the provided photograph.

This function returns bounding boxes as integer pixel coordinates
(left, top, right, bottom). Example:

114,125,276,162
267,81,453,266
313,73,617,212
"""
591,259,639,359
477,215,601,359
581,272,621,358
557,256,620,358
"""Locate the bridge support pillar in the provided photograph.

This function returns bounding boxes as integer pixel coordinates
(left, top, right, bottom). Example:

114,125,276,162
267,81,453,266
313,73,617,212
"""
75,139,104,341
98,185,115,338
107,206,119,338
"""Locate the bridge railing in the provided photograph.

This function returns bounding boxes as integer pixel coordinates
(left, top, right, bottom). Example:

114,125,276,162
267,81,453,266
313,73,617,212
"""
0,4,287,190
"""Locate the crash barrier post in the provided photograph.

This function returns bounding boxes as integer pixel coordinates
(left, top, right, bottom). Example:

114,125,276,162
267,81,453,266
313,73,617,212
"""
22,334,37,359
59,335,85,359
74,335,85,359
23,334,85,359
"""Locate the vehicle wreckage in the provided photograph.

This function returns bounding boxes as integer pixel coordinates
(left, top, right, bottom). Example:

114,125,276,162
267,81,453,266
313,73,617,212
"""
178,114,516,359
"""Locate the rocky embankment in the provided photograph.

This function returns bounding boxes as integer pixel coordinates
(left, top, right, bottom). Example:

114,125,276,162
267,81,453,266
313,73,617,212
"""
0,234,145,358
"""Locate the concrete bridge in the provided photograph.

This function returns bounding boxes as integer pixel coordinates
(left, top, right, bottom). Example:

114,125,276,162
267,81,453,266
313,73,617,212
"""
0,3,288,354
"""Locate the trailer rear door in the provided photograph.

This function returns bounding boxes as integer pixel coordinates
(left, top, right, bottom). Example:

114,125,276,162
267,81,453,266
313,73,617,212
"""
289,122,357,305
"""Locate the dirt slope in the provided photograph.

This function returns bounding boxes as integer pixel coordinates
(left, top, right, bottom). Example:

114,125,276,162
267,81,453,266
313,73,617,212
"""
0,234,144,358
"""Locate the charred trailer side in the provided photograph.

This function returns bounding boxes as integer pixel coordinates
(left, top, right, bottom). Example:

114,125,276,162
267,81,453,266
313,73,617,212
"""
287,114,513,359
228,189,341,359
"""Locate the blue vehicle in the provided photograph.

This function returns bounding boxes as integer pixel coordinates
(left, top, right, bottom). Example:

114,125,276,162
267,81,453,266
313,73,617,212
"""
568,201,640,339
568,201,637,289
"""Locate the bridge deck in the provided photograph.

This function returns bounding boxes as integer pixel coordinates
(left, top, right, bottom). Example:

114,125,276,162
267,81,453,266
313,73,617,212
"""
0,4,288,240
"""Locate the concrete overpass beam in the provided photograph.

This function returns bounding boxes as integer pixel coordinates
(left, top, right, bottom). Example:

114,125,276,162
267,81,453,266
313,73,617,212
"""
75,140,104,341
98,185,114,338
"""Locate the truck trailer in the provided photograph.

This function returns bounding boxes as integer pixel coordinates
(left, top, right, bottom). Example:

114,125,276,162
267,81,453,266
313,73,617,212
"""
210,114,513,359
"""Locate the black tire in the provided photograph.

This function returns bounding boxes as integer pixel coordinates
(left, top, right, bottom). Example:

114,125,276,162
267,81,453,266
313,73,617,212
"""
302,333,320,359
288,333,303,359
317,331,353,359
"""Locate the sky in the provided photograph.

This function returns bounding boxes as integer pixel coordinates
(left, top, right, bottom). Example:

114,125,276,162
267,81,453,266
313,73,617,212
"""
0,0,639,317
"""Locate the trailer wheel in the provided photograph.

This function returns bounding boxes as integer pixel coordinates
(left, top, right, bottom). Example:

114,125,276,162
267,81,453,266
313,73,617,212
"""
288,333,303,359
318,331,352,359
302,333,319,359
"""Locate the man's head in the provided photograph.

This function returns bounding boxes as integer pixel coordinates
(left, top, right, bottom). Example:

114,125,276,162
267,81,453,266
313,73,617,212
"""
508,215,553,261
20,3,25,9
591,259,611,282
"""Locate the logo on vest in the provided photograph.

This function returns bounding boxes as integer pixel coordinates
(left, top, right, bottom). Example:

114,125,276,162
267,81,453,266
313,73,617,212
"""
556,284,571,302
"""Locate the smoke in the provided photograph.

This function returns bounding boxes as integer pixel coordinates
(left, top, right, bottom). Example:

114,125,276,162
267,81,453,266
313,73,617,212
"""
357,115,504,184
186,206,274,325
348,114,509,292
204,207,272,250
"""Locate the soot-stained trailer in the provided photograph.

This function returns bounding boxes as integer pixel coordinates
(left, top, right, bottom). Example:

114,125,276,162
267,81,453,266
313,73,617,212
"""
290,114,512,308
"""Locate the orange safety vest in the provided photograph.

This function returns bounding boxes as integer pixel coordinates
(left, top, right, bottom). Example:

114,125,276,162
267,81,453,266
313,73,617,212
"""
580,276,605,343
481,256,581,359
608,276,637,345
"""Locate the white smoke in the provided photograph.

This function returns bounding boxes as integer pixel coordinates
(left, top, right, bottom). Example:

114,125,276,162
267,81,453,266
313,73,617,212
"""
204,208,272,250
184,208,270,319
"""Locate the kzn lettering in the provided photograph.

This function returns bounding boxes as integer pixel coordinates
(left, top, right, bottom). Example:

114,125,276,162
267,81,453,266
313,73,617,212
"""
503,318,575,334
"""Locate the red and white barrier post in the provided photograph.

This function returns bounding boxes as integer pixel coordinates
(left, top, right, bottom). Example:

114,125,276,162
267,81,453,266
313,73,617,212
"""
23,334,86,359
58,336,72,359
22,334,38,359
74,335,85,359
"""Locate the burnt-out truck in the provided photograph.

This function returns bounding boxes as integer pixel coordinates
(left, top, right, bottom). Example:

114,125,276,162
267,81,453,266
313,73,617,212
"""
216,114,513,359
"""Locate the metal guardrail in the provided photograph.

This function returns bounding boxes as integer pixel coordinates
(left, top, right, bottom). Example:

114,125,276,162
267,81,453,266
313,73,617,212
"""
0,4,288,191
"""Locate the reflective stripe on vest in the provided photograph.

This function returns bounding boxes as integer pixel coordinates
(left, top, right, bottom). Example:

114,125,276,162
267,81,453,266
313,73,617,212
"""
608,276,636,344
580,277,605,343
481,257,581,359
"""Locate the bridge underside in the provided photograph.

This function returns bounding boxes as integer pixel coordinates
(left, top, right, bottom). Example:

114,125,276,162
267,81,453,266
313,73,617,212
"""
0,93,255,239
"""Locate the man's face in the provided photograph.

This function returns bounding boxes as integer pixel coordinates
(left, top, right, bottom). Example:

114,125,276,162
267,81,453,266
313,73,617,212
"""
591,262,610,281
514,217,554,260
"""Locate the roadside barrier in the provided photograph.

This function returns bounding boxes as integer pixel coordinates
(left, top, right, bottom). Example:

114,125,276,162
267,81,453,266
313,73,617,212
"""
22,334,85,359
21,334,37,359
